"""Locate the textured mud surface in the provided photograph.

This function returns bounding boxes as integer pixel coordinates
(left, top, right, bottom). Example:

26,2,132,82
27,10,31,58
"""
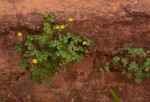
0,0,150,102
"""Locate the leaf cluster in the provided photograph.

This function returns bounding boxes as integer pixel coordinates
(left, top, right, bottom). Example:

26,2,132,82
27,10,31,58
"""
14,13,93,85
112,47,150,84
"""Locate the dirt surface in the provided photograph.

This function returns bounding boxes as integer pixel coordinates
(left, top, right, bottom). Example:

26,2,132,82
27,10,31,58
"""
0,0,150,102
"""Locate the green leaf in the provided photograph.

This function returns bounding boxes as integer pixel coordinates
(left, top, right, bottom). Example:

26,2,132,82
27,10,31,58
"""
112,56,120,65
44,63,59,74
86,39,94,46
135,78,142,84
99,66,110,72
121,58,128,67
36,51,50,62
57,44,64,50
58,35,63,41
18,59,29,69
66,55,72,63
73,46,79,51
43,23,52,36
63,38,68,44
79,46,84,52
31,50,39,56
56,51,60,56
49,40,60,47
138,48,147,57
37,35,49,45
128,62,138,71
134,69,143,83
144,58,150,71
27,35,34,41
14,43,23,51
66,32,72,39
126,71,132,78
145,58,150,66
109,89,120,102
25,41,36,50
44,75,52,85
125,47,147,57
143,73,150,78
60,51,68,58
24,51,32,57
126,47,137,57
30,67,44,83
43,13,55,22
34,35,40,40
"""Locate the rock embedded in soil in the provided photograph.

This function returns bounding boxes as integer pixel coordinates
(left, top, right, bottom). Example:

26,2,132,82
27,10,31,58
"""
0,0,150,102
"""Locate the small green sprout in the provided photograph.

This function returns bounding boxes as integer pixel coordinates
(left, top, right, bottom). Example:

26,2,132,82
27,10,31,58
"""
109,89,120,102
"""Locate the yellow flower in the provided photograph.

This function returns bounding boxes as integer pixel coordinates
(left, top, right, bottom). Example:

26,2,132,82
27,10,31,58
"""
56,25,60,29
17,32,22,37
60,25,65,29
68,18,73,22
32,59,38,64
83,41,87,45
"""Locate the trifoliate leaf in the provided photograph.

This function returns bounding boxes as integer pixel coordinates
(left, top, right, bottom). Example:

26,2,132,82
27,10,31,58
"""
18,59,29,69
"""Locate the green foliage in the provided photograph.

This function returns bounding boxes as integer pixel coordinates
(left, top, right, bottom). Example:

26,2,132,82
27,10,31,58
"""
121,58,128,67
144,58,150,71
99,65,110,72
112,56,120,65
101,46,150,84
123,47,147,57
18,59,29,69
30,67,45,84
128,62,138,71
43,13,55,22
43,23,52,36
113,47,150,84
15,13,93,85
14,43,23,52
109,89,120,102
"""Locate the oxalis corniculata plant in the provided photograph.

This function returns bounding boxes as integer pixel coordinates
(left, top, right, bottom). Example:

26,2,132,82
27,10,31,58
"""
100,46,150,84
14,13,93,85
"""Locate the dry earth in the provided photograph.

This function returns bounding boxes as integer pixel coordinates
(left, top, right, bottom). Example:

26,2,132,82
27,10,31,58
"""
0,0,150,102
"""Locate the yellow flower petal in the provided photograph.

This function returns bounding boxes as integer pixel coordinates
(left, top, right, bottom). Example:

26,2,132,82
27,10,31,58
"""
83,41,87,45
56,25,60,29
68,18,73,22
60,25,65,29
17,32,22,37
32,59,38,64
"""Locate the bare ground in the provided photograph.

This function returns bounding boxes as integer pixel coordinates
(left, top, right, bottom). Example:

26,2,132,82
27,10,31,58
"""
0,0,150,102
